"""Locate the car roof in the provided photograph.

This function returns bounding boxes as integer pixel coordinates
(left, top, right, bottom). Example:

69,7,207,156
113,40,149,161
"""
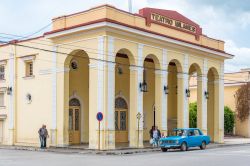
173,128,200,130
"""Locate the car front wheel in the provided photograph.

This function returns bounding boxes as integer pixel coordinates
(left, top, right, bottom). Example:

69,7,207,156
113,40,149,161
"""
200,141,206,150
161,148,168,152
180,142,188,151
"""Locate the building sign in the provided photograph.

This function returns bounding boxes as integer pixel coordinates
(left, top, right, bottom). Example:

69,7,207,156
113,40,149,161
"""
151,13,196,33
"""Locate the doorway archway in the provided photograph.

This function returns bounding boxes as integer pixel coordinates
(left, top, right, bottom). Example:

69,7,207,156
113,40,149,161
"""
207,67,219,142
167,60,182,132
115,97,128,143
69,98,81,144
64,49,90,145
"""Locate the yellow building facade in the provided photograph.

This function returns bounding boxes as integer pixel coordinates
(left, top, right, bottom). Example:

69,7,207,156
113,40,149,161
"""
0,5,233,149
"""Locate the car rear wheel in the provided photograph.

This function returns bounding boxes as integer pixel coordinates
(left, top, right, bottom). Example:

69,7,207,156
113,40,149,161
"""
180,142,188,151
161,148,168,152
200,141,206,150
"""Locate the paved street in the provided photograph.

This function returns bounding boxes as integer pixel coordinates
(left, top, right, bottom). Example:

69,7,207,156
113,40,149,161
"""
1,145,250,166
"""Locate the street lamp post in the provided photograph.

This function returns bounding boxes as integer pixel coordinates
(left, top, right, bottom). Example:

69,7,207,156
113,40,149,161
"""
136,112,142,147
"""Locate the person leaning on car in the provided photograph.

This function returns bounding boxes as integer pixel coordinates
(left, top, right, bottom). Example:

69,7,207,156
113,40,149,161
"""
149,126,161,139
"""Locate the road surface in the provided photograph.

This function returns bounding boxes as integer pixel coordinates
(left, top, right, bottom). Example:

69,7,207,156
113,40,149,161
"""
1,145,250,166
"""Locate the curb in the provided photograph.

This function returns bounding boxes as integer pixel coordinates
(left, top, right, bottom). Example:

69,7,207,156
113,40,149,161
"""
207,143,250,149
0,143,250,155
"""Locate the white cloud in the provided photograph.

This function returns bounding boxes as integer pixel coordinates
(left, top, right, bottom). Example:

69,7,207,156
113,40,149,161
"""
239,11,250,29
225,40,250,72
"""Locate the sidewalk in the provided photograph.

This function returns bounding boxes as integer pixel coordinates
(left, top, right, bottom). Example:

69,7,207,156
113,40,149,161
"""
1,137,250,155
224,136,250,145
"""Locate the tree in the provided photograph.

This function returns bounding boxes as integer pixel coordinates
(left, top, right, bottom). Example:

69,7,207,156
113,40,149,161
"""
235,83,250,122
189,102,197,128
189,102,235,134
224,106,235,134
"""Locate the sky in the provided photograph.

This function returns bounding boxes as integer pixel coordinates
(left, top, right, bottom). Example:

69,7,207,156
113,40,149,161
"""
0,0,250,72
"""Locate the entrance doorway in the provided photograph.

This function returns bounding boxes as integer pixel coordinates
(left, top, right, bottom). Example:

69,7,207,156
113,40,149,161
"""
69,98,81,144
115,97,128,143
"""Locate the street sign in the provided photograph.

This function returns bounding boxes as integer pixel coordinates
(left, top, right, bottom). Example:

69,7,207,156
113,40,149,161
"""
96,112,103,122
96,112,103,150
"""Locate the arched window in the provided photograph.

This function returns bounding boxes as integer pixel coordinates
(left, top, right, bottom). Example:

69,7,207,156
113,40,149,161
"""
115,97,128,109
69,98,80,107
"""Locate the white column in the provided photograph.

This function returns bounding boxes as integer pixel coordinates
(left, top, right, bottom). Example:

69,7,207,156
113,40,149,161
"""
137,44,144,147
202,59,208,134
218,62,224,142
156,70,168,131
8,52,15,145
51,45,58,146
98,36,105,129
129,65,144,148
106,36,115,149
89,36,105,149
183,54,189,128
161,49,168,133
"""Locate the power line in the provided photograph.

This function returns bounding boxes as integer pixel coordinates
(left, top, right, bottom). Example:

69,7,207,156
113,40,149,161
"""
0,32,233,79
0,22,52,41
0,52,247,85
0,35,235,81
0,34,151,66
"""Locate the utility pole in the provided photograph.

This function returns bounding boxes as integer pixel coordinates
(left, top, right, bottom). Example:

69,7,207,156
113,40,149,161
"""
248,71,250,117
128,0,132,13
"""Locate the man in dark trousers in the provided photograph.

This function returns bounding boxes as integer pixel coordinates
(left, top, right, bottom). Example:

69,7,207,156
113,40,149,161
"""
149,126,155,139
38,125,49,148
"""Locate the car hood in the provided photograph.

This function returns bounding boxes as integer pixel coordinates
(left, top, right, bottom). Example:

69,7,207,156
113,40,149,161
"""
160,136,184,141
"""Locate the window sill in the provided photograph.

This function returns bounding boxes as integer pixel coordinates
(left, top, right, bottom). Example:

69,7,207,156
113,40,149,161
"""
0,106,6,110
23,75,35,80
0,114,7,120
0,79,6,83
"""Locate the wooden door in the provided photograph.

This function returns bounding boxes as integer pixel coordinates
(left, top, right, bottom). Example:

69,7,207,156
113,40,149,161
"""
115,109,128,143
69,107,80,144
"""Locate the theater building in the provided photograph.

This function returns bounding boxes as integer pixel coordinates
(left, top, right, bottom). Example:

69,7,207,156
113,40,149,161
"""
0,5,233,149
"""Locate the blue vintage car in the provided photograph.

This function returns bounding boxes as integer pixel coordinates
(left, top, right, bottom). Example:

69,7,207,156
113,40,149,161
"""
159,128,210,152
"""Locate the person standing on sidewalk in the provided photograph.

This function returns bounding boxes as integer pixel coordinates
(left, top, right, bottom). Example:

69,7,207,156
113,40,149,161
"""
153,127,159,147
38,125,49,149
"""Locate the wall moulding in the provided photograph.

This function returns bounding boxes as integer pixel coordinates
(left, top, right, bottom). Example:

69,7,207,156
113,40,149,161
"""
19,54,37,61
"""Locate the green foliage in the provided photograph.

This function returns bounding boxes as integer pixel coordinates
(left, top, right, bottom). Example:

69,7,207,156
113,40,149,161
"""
189,102,197,128
189,103,235,134
224,106,235,134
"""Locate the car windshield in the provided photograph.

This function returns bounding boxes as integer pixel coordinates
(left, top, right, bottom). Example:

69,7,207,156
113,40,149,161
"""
169,129,187,136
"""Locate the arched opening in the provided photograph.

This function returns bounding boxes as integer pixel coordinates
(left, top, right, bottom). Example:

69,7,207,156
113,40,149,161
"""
142,54,159,145
188,63,202,128
114,49,134,146
65,50,89,145
207,67,219,142
167,59,182,133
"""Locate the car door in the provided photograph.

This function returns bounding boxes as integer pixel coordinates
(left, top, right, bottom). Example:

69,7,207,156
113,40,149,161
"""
187,130,196,147
193,129,203,146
